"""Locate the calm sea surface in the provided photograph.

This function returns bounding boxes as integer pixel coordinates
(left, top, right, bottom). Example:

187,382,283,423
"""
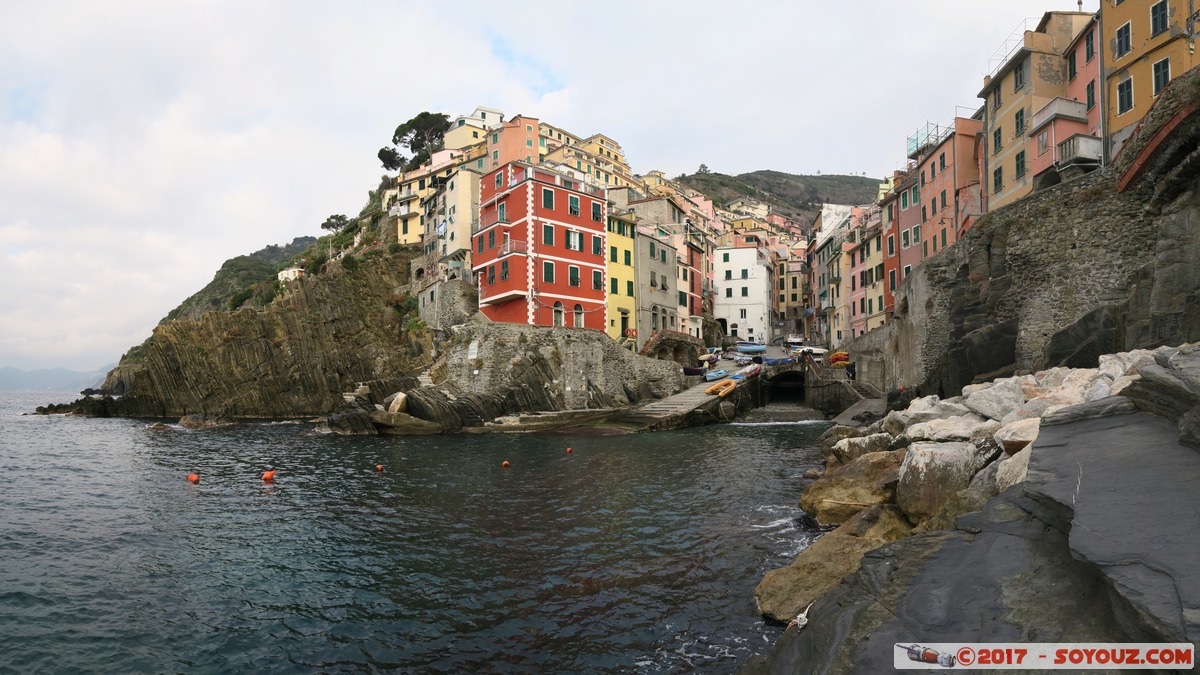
0,391,827,673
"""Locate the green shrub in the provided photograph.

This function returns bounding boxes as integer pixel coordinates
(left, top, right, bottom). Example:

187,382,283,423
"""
228,287,254,310
341,254,359,271
388,242,401,254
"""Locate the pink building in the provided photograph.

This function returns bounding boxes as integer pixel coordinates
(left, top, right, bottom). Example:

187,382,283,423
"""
914,116,984,258
1030,15,1102,190
485,115,541,171
846,209,869,338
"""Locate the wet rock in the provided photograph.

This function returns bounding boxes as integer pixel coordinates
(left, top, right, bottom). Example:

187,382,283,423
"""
754,505,912,625
799,450,905,526
369,410,443,435
1041,396,1137,426
803,468,822,480
325,405,378,435
178,413,234,429
384,391,408,413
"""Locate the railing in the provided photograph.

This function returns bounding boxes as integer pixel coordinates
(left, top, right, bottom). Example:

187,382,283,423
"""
471,216,509,235
499,240,528,256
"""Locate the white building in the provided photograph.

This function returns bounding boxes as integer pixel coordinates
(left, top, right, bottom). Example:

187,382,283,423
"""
277,267,305,282
713,245,773,343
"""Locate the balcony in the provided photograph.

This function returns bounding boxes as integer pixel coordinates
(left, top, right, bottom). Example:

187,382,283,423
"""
471,216,510,235
499,240,528,257
478,283,528,306
1057,134,1102,168
1030,97,1088,135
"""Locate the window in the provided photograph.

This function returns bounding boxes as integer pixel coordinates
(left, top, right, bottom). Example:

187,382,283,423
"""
1086,80,1096,110
610,277,618,294
488,230,495,249
901,192,909,209
921,205,927,223
569,266,580,287
920,171,926,187
993,167,1003,193
724,270,732,280
651,309,658,330
912,186,920,203
992,89,1001,111
930,164,935,179
725,287,732,298
741,269,748,279
649,242,656,258
939,153,946,170
1085,30,1095,61
592,235,602,256
476,235,483,254
497,202,506,222
1014,109,1025,136
1038,130,1049,155
1153,58,1170,96
887,235,895,256
1151,1,1168,37
574,305,583,328
593,270,603,290
903,265,911,278
487,265,495,284
930,198,937,215
650,271,657,287
525,139,532,148
568,195,580,216
495,172,503,189
1068,52,1077,80
741,287,748,297
1115,23,1131,58
543,261,555,283
680,291,687,306
889,269,896,291
779,278,786,290
624,250,631,266
1013,59,1025,90
902,230,910,248
592,202,602,221
543,223,554,246
923,241,928,258
552,302,563,327
565,230,583,251
1117,78,1134,115
1015,151,1026,179
722,252,729,262
941,229,947,248
610,245,618,263
660,250,666,263
500,260,509,281
940,190,947,210
627,280,633,296
542,188,554,209
993,128,1002,154
913,225,920,242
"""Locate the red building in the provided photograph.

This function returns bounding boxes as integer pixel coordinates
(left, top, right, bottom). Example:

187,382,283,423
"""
473,162,608,329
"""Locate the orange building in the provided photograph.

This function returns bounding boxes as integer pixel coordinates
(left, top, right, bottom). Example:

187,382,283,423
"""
1030,15,1103,189
485,115,541,171
473,162,608,329
911,116,984,258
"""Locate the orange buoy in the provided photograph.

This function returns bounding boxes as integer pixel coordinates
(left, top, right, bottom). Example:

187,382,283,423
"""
566,447,572,454
261,469,277,482
375,464,383,472
187,473,200,484
502,460,511,468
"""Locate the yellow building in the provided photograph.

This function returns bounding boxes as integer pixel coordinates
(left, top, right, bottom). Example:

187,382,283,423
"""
1101,0,1199,158
979,11,1093,211
605,205,638,342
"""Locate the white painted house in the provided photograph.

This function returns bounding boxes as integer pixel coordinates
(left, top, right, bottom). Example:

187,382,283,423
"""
277,267,305,282
713,245,773,343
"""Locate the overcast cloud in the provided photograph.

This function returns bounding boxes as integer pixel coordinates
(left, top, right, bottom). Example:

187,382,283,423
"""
0,0,1095,370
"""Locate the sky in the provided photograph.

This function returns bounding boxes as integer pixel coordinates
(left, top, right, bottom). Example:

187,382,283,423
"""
0,0,1097,371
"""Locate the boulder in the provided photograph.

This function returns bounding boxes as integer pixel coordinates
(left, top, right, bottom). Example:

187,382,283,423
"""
968,419,1003,445
1117,365,1199,419
1000,394,1073,425
326,406,378,435
994,417,1040,455
818,424,869,458
1098,349,1156,381
995,445,1032,493
799,450,905,526
896,442,990,522
1110,373,1140,396
369,410,443,435
385,391,409,413
830,433,892,465
754,505,912,624
1166,346,1200,398
963,377,1026,422
956,457,1003,512
1042,396,1138,426
906,414,990,442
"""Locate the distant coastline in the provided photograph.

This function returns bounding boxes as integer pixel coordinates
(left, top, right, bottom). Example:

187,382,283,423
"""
0,365,114,392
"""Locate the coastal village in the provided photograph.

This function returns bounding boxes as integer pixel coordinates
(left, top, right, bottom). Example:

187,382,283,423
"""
280,2,1196,355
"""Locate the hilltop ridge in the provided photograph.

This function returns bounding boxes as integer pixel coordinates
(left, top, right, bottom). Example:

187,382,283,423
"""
678,170,880,224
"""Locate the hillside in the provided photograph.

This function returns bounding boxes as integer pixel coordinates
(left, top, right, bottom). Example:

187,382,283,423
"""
678,170,880,226
0,365,115,392
160,236,317,323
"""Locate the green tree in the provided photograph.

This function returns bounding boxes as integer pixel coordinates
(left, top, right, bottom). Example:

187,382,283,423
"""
321,214,349,232
378,112,451,171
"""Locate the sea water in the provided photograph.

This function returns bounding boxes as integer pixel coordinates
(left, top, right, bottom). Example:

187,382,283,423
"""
0,392,828,673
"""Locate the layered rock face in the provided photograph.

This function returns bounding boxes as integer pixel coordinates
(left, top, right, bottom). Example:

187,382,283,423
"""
749,343,1200,672
96,250,429,417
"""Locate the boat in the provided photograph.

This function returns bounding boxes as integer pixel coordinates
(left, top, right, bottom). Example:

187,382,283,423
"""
783,334,805,349
704,369,728,382
792,346,829,365
735,341,767,354
682,366,707,376
705,379,736,397
762,356,795,366
698,353,717,362
733,354,754,366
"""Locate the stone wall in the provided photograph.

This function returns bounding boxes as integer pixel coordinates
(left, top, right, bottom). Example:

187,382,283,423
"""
840,66,1200,397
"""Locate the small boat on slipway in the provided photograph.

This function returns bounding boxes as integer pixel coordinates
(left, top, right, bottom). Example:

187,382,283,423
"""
704,369,729,382
735,341,766,354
